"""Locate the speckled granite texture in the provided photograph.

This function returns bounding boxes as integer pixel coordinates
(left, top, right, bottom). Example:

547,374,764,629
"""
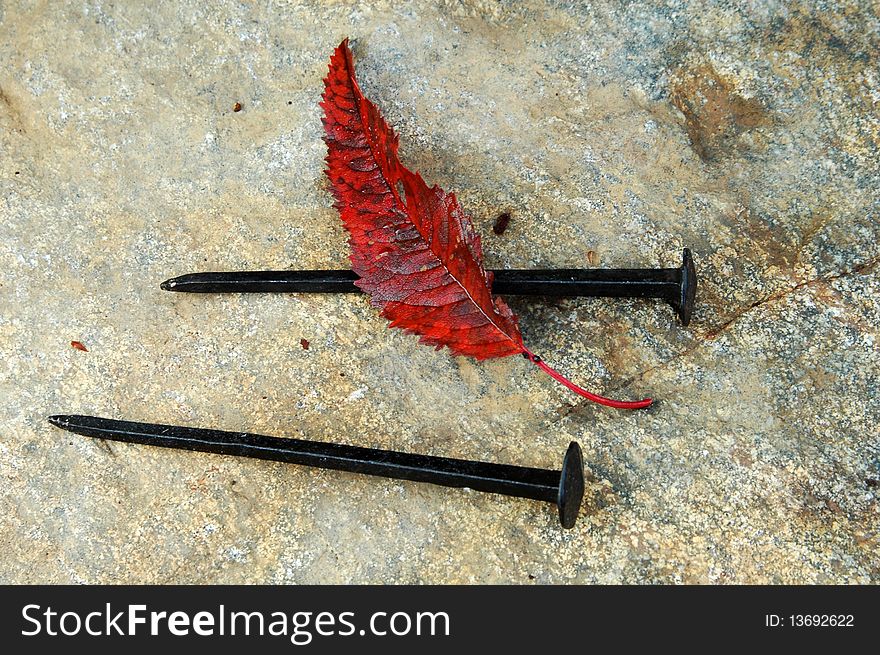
1,1,878,583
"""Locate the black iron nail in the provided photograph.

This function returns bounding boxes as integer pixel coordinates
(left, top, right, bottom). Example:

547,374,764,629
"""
160,248,697,325
48,414,585,528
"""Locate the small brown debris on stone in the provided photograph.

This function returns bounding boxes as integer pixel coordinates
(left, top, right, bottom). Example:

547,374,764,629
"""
586,250,598,266
70,340,88,352
824,499,842,513
300,338,310,350
492,211,511,235
233,102,242,112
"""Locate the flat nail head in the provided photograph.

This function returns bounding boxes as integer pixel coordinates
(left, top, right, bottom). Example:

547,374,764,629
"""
557,442,584,529
675,248,697,326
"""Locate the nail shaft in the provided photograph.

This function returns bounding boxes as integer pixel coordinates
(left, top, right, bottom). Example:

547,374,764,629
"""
48,415,585,528
161,249,697,325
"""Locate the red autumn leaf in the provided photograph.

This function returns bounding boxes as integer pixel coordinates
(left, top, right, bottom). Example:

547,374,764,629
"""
321,39,651,410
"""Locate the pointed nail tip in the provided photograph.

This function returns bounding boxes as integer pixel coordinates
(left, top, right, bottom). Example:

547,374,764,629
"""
47,415,69,428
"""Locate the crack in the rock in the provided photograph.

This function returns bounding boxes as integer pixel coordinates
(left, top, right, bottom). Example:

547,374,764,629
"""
705,254,880,340
556,254,880,419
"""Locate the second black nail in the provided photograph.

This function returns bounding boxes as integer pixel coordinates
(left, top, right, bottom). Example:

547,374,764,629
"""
48,414,586,529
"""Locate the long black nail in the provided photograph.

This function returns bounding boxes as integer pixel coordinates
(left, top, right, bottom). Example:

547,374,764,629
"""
160,249,697,325
48,415,585,528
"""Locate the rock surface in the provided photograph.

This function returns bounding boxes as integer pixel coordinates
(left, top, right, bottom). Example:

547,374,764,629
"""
1,1,877,583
